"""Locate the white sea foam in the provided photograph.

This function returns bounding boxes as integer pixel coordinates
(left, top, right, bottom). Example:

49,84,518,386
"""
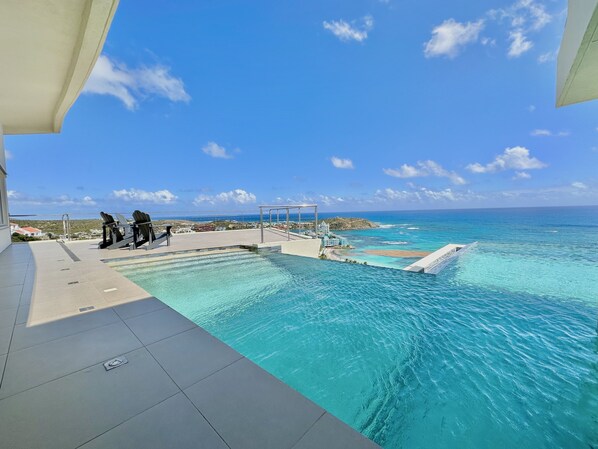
377,224,396,229
406,227,420,230
382,241,409,245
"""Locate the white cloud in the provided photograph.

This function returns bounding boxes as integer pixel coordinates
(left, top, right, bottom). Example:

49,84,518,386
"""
467,146,547,173
530,129,570,137
384,160,466,185
5,150,12,160
6,191,97,206
383,164,426,178
375,188,413,201
424,19,485,58
508,30,533,57
530,129,551,136
202,142,235,159
375,187,480,203
489,1,551,31
318,194,346,206
323,15,374,42
113,188,178,204
194,189,256,205
330,157,354,169
82,196,97,205
84,54,190,110
490,0,551,58
528,105,536,112
537,50,557,63
513,171,531,180
571,181,588,190
426,1,552,60
481,37,496,46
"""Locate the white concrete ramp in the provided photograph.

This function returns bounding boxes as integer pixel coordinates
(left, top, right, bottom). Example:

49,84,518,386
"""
403,243,476,274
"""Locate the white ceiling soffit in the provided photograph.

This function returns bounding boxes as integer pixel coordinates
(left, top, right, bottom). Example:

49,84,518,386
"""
557,0,598,107
0,0,119,134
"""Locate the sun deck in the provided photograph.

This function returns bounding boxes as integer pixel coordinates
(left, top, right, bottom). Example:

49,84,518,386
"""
0,230,379,449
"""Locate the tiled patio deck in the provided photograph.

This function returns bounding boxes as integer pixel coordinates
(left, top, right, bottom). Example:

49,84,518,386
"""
0,233,380,449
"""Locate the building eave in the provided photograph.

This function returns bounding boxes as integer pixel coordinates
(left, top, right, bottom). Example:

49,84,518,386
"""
0,0,119,135
557,0,598,107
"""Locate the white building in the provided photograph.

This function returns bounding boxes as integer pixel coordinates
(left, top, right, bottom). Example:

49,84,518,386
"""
318,221,330,235
0,0,118,253
15,226,43,238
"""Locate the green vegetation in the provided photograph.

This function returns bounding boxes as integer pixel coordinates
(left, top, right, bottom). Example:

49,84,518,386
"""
11,233,41,243
12,219,102,237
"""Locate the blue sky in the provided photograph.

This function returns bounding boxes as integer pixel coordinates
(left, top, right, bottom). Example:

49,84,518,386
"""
5,0,598,216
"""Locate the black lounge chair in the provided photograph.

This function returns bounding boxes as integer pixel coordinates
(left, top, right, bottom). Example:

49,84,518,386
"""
99,212,134,249
132,210,172,250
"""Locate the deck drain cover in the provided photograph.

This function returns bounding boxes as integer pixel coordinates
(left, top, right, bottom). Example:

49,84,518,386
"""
68,281,79,285
60,268,70,271
104,356,128,371
79,306,95,312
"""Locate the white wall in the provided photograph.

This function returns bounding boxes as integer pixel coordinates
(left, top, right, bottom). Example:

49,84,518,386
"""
0,124,10,253
279,239,321,259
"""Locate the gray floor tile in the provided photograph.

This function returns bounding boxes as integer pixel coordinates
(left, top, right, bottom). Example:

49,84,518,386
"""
0,326,12,356
80,393,228,449
0,353,6,379
0,262,29,274
0,321,142,398
15,303,29,325
0,270,26,288
0,348,179,449
112,297,167,320
124,307,196,345
0,285,22,311
11,308,121,351
148,327,242,389
0,251,31,268
185,357,324,449
292,413,380,449
18,270,35,304
0,307,17,330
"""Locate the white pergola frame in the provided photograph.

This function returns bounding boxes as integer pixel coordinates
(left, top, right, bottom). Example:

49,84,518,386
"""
259,204,318,243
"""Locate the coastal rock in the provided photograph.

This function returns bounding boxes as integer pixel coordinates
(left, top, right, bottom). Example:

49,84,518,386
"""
326,217,378,231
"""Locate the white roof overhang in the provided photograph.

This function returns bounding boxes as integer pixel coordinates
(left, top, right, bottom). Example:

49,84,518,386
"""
557,0,598,107
0,0,118,134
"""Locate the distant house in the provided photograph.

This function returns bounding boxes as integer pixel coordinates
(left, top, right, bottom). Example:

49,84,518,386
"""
318,221,330,235
13,226,43,237
322,236,341,247
10,223,19,233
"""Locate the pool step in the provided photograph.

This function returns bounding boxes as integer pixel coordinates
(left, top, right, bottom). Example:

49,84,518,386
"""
113,250,267,274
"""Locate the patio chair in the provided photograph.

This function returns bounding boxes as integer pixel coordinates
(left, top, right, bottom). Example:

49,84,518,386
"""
115,213,135,240
99,212,134,249
132,210,172,250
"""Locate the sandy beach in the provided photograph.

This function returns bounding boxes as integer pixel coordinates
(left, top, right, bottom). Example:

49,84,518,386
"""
323,248,350,261
364,249,431,258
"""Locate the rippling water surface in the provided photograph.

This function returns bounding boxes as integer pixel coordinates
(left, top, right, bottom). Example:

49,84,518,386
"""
116,206,598,449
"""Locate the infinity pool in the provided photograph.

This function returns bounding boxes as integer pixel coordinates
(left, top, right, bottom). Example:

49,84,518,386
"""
114,250,598,449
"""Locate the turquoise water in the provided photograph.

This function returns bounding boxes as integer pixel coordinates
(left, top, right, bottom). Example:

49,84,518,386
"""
114,206,598,449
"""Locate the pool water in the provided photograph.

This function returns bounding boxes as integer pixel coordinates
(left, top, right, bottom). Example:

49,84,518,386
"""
114,249,598,449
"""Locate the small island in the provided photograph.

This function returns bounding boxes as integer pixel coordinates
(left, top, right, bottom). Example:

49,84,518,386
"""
324,217,378,231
